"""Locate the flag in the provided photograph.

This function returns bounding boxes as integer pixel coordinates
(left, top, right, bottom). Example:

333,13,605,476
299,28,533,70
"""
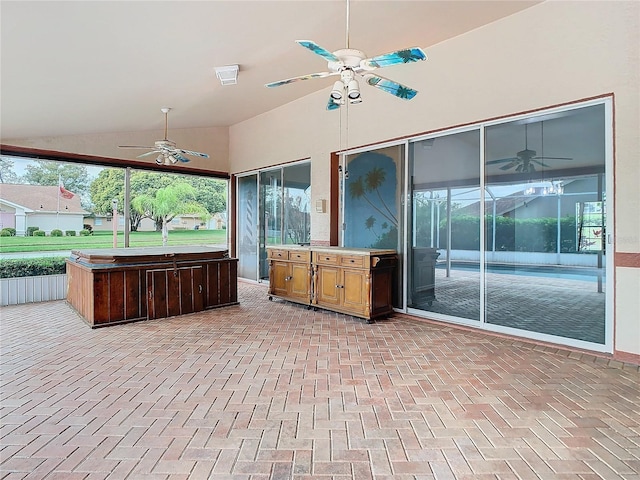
59,180,74,199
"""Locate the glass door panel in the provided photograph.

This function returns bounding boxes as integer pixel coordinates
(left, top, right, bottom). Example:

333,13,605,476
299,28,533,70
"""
407,130,481,321
283,163,311,245
259,169,283,281
343,145,404,307
237,174,258,280
484,104,606,344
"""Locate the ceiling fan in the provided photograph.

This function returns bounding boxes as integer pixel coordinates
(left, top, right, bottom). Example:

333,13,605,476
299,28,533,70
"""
486,123,573,173
119,108,209,165
265,0,427,110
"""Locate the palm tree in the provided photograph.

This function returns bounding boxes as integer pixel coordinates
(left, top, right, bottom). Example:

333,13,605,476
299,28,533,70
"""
132,182,209,246
348,175,397,227
365,167,397,224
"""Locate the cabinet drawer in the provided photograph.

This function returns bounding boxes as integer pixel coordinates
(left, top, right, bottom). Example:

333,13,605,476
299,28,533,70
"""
340,255,364,268
289,250,310,262
314,252,339,265
268,249,288,259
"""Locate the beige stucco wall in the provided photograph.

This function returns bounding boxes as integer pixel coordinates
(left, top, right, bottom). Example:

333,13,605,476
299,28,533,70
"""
229,1,639,357
4,126,230,174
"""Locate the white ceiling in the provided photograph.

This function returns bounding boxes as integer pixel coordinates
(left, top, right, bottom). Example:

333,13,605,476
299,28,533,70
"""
1,1,541,140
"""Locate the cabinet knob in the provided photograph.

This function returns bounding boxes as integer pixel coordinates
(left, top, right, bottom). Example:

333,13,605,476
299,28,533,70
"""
285,276,293,281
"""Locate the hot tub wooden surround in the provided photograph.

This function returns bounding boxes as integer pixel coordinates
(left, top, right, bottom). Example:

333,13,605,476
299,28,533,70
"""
66,246,238,328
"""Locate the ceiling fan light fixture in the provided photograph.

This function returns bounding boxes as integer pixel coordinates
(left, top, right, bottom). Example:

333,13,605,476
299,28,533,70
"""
215,64,239,86
156,154,164,165
347,79,360,101
330,80,344,100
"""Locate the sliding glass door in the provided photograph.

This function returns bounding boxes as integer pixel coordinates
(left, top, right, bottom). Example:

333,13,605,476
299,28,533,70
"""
237,162,311,282
343,99,611,351
407,130,481,321
483,104,608,345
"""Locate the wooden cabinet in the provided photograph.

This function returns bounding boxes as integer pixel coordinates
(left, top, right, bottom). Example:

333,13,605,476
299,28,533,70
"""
266,246,396,322
267,246,312,305
66,246,238,328
312,247,396,322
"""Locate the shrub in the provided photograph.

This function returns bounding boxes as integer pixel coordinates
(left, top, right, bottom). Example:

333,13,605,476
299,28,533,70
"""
79,229,91,236
51,229,63,237
1,229,13,237
0,257,67,278
27,226,40,236
65,230,76,236
1,228,16,236
33,230,46,237
83,224,93,234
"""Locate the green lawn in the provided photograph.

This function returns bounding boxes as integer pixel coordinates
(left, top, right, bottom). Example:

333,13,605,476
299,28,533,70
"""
0,230,228,253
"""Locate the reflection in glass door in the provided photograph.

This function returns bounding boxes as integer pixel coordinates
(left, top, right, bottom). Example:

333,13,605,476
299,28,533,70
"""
237,174,258,280
259,169,283,281
237,163,311,282
484,104,607,345
407,130,481,321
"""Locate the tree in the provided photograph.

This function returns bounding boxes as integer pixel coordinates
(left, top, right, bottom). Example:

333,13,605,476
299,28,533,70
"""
132,182,209,246
22,160,90,197
0,157,19,184
89,168,144,232
188,176,227,215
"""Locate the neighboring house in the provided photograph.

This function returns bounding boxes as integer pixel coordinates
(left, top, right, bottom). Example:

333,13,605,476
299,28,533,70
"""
0,184,87,236
84,213,128,232
85,213,226,232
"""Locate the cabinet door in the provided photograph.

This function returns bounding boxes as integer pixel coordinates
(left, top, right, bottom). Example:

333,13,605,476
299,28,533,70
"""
289,262,310,301
147,267,203,320
342,268,368,315
179,266,204,315
269,260,290,297
316,266,341,306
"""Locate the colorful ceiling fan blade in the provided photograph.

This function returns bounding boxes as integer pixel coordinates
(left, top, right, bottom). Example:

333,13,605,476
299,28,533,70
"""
364,74,418,100
296,40,341,62
326,96,341,111
177,149,210,159
172,152,191,163
361,47,426,69
266,71,337,88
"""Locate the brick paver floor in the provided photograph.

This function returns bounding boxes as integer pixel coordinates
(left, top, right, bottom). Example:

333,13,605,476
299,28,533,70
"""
1,281,639,479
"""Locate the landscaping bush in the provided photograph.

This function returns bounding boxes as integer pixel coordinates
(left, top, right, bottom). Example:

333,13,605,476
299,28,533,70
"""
27,226,40,236
79,229,91,236
65,230,77,236
33,230,46,237
1,228,15,237
0,257,67,278
51,229,63,237
1,228,16,236
83,224,93,234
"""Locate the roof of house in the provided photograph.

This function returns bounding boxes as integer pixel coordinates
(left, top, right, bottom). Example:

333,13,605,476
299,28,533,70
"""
0,184,87,214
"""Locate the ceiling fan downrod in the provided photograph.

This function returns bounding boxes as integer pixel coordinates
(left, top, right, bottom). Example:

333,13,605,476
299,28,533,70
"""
161,107,171,141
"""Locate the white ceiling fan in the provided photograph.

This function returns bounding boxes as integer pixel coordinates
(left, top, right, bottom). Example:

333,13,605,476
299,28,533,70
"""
265,0,427,110
119,108,209,165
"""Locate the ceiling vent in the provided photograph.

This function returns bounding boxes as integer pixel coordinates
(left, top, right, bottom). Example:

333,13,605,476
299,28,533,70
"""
215,65,239,86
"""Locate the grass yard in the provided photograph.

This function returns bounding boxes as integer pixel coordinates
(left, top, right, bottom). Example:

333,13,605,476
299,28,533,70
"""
0,230,228,253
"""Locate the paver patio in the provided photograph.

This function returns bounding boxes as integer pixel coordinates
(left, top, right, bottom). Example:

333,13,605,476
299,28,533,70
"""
1,281,639,479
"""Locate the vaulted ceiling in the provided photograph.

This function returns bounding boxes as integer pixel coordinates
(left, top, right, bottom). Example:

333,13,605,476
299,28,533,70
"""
1,1,541,140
